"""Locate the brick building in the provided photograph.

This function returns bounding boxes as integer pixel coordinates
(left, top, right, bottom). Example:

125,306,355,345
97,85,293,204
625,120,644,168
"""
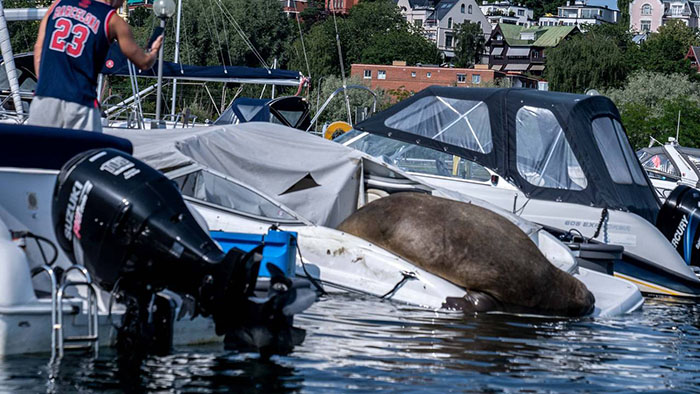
351,62,538,99
281,0,309,17
326,0,360,14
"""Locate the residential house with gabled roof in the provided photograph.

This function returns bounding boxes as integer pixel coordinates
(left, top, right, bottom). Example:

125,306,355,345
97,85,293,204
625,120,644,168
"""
686,46,700,72
629,0,700,33
487,24,578,75
397,0,491,61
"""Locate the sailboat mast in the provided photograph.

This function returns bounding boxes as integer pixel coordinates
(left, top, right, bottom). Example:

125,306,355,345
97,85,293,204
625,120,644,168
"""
170,0,182,116
0,0,25,120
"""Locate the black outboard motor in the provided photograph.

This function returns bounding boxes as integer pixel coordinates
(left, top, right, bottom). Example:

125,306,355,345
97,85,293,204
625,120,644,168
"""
52,148,315,357
657,185,700,269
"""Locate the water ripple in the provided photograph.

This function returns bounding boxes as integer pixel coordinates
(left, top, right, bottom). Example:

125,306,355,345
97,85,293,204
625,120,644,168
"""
1,295,699,392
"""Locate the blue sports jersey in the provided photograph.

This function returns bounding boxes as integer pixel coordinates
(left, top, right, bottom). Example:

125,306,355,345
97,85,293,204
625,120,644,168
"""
35,0,116,107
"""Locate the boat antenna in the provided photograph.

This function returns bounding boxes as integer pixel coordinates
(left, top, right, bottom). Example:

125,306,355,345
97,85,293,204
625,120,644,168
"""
676,109,681,143
330,4,352,125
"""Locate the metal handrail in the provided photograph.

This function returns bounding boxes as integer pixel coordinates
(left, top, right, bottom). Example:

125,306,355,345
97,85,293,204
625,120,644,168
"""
31,265,58,360
56,264,99,358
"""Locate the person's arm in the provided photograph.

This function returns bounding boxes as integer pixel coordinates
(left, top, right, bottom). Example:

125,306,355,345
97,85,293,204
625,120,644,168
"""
109,14,163,70
33,1,60,78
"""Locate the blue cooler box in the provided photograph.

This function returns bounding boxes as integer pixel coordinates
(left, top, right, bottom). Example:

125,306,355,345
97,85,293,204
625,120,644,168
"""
210,229,298,278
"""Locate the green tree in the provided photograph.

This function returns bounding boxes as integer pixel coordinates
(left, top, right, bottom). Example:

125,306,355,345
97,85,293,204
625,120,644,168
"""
6,0,52,53
636,20,700,75
453,22,485,68
299,0,327,31
605,71,700,148
288,0,440,80
131,0,293,68
545,32,628,93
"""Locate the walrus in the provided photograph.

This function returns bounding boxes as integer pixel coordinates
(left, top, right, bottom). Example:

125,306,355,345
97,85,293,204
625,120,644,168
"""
337,193,595,317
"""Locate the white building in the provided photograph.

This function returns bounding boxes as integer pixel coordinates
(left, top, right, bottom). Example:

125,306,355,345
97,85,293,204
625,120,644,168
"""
397,0,491,60
538,0,619,27
479,1,534,28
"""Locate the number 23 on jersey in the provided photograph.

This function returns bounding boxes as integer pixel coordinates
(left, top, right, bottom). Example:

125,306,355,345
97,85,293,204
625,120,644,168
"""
49,18,90,58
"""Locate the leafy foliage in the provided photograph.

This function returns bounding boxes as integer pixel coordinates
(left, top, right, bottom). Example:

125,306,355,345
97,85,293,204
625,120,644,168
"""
6,0,52,54
288,0,440,80
453,22,485,68
545,31,628,93
605,71,700,148
636,20,700,75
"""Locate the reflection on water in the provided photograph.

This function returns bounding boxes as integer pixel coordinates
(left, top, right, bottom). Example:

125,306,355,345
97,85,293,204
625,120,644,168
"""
1,294,699,392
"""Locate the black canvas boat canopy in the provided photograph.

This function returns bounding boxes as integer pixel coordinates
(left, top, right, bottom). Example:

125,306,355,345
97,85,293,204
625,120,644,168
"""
214,96,311,129
354,87,661,223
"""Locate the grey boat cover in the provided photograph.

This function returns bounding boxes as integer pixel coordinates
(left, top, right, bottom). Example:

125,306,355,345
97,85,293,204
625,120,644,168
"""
106,123,541,236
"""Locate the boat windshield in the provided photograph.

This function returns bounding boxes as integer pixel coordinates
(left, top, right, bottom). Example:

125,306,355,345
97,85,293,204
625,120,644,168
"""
344,132,491,182
383,96,493,154
172,169,297,221
638,151,680,180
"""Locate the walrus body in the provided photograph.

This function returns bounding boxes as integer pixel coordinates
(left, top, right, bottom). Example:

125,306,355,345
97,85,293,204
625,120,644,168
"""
337,193,595,317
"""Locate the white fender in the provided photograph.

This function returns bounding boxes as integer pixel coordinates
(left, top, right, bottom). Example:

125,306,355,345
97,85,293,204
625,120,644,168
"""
0,217,37,306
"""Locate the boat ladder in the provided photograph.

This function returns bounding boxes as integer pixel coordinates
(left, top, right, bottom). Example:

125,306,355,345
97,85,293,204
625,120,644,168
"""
32,264,100,359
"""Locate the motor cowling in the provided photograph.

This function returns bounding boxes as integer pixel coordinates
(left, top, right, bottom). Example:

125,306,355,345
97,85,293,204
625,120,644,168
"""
52,148,315,356
656,185,700,268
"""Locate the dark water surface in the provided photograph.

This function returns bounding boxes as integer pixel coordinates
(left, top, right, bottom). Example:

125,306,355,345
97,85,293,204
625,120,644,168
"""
1,294,699,393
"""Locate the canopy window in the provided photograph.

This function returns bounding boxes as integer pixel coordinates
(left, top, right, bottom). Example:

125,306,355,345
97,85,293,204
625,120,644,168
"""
172,169,296,221
516,106,588,190
592,117,647,186
384,96,493,154
346,131,491,182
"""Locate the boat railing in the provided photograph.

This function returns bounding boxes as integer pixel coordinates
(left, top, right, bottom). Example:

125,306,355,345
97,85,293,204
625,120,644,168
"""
55,264,100,359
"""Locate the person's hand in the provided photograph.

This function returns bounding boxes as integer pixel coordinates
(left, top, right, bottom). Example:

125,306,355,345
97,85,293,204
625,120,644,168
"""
149,35,164,54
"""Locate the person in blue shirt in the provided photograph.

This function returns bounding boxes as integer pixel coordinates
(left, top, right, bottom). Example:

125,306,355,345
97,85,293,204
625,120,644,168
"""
29,0,163,132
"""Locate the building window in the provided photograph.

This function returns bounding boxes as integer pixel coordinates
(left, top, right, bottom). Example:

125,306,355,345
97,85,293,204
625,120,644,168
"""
472,74,481,84
448,17,453,29
468,4,473,13
411,71,416,78
378,70,386,80
363,69,371,79
415,19,423,27
533,50,539,58
518,9,525,16
461,3,465,13
641,3,652,14
457,74,466,83
671,4,683,15
446,35,454,48
427,72,432,78
640,19,651,32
